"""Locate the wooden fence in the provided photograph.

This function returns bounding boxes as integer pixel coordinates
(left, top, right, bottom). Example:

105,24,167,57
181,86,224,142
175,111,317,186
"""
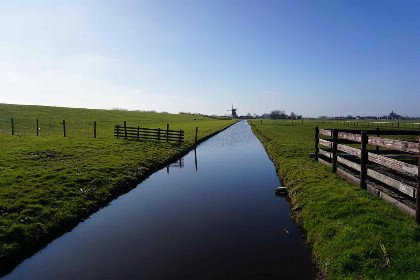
114,123,184,143
314,127,420,223
317,119,420,130
340,121,420,130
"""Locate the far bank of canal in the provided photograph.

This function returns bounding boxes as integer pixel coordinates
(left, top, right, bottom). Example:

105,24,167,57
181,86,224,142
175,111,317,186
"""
2,120,314,279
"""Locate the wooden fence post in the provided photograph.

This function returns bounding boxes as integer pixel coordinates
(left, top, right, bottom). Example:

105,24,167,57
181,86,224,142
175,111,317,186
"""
94,121,97,138
63,120,66,137
158,128,161,141
416,139,420,223
376,128,380,152
315,126,319,161
36,119,39,136
116,125,120,139
360,131,368,189
332,129,338,173
124,121,127,139
397,122,400,129
179,130,182,143
11,118,14,135
195,127,198,146
166,124,169,142
137,126,140,140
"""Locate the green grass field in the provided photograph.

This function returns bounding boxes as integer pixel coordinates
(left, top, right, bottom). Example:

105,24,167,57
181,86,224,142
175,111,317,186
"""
249,119,419,280
0,104,236,274
0,103,233,139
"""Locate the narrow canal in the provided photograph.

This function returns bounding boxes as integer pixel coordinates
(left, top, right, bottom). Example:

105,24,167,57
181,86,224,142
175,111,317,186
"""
3,121,314,279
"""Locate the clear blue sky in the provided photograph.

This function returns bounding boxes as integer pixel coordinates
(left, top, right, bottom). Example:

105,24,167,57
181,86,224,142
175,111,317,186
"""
1,0,419,117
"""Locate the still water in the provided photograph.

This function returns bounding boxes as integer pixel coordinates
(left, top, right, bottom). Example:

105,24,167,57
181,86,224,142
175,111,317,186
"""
3,121,314,280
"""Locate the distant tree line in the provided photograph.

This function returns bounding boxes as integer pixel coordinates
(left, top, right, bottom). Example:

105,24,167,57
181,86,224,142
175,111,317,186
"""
243,110,302,120
320,110,418,120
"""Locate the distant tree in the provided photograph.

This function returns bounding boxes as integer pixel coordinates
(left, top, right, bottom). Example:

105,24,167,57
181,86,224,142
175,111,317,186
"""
269,110,288,119
252,113,259,118
261,113,270,119
289,112,297,119
246,113,253,118
269,110,281,119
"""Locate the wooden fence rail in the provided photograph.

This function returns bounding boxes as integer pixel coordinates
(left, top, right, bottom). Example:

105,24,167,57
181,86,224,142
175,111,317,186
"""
314,127,420,223
114,125,184,143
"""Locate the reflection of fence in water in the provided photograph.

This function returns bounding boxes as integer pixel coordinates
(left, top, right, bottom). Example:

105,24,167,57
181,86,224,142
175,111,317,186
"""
166,148,198,174
170,158,184,168
166,158,183,174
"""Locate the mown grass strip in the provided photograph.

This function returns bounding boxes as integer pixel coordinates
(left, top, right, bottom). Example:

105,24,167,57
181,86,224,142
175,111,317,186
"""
249,120,419,280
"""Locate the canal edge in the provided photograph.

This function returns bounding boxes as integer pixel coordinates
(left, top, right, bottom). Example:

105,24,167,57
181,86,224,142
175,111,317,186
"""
247,120,323,280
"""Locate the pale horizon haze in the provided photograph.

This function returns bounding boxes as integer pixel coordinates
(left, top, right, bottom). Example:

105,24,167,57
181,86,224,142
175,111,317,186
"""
1,0,419,117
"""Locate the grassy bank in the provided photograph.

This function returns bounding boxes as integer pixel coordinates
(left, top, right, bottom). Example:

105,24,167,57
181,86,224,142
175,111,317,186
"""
0,103,233,138
249,120,419,280
0,104,236,275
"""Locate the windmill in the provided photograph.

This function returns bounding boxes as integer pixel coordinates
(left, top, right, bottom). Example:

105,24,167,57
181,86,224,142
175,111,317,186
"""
227,104,238,118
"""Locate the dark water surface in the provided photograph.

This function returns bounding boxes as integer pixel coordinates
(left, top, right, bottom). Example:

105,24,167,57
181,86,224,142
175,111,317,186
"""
3,121,314,280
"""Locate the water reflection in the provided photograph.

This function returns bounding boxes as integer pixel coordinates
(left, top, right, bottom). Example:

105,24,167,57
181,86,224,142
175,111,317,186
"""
166,157,184,173
166,148,198,173
194,148,198,171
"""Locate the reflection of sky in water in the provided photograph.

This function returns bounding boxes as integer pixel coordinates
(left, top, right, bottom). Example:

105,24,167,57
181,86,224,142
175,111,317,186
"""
204,120,259,150
3,120,314,280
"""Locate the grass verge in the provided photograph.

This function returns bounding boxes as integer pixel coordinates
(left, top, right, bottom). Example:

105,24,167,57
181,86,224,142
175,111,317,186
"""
249,119,419,280
0,104,237,275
